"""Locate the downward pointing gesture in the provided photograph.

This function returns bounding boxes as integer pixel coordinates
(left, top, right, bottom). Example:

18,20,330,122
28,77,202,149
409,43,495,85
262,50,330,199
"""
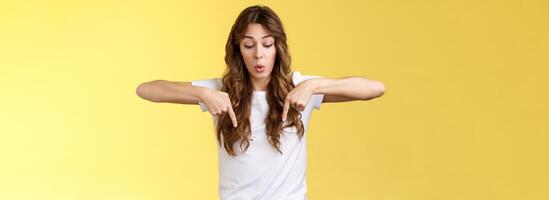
201,90,238,127
281,99,291,122
282,82,315,121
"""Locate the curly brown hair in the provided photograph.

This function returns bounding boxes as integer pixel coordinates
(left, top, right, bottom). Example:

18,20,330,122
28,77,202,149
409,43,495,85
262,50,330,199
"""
216,5,304,157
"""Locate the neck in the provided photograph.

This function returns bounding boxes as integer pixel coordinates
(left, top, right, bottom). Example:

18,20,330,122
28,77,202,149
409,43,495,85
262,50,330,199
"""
250,76,270,91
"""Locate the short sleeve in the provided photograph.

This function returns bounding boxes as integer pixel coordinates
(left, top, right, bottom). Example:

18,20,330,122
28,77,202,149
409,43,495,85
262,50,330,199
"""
191,77,222,112
292,71,324,110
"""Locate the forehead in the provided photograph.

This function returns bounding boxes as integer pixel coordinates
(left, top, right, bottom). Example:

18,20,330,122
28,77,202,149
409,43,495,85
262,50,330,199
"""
242,23,273,40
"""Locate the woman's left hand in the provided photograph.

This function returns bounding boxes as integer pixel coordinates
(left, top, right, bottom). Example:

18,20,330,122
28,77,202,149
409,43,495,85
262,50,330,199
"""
282,79,316,121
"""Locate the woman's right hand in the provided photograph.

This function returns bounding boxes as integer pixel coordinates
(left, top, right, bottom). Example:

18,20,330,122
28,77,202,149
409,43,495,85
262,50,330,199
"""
199,89,238,127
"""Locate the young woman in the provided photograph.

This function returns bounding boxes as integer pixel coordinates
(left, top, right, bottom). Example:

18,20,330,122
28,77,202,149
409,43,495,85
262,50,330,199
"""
136,5,385,200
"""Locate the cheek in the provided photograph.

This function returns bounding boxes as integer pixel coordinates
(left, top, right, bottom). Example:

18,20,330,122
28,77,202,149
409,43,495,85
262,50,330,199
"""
240,48,254,64
266,48,277,63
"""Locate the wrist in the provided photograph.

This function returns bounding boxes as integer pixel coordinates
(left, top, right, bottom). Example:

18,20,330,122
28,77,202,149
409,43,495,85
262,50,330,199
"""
196,87,211,102
303,78,321,94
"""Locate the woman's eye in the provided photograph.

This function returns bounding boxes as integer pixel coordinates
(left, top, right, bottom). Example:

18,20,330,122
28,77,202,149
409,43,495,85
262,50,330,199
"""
264,44,273,48
244,45,254,49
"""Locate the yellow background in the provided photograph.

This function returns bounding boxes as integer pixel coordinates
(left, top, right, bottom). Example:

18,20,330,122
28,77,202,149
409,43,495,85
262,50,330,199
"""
1,0,547,199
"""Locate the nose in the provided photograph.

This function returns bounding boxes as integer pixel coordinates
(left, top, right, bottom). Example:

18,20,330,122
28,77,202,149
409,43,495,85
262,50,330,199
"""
254,46,263,59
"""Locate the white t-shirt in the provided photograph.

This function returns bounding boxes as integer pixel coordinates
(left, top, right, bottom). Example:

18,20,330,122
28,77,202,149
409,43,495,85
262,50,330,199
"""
191,71,324,200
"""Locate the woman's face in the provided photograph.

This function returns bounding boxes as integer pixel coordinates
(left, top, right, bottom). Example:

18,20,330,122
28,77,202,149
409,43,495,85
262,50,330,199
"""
239,23,276,80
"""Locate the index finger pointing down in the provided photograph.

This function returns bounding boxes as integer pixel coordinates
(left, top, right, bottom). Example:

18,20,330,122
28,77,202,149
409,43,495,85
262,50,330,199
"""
228,106,238,127
282,99,290,122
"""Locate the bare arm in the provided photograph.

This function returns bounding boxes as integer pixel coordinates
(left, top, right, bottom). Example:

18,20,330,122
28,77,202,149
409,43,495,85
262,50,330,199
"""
135,80,239,127
281,76,385,120
303,76,385,103
135,80,209,104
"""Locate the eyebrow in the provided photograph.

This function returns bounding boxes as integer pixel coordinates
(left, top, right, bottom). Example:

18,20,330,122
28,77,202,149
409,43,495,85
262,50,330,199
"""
243,34,274,40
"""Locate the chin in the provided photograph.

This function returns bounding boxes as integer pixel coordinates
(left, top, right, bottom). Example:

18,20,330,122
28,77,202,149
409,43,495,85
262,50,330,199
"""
250,73,270,79
248,70,272,79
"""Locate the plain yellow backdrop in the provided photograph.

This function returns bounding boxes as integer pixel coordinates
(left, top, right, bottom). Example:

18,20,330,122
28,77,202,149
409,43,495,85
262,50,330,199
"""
1,0,547,199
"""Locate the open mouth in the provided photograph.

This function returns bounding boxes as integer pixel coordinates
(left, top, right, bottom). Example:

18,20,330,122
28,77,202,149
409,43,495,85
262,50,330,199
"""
255,64,265,73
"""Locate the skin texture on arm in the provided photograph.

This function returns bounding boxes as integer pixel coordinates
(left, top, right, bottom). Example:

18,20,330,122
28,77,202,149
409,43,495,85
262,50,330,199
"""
308,76,386,102
136,80,206,104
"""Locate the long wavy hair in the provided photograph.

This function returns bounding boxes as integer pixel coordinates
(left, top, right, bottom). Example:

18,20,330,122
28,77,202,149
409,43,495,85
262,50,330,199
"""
216,5,304,157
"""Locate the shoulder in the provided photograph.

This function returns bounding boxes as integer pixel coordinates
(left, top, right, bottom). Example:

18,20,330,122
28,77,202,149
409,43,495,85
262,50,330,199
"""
292,71,323,85
291,71,325,110
191,77,223,91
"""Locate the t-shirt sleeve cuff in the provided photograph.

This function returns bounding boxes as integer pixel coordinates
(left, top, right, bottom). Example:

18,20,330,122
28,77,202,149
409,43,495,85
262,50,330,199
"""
191,78,222,112
312,94,324,110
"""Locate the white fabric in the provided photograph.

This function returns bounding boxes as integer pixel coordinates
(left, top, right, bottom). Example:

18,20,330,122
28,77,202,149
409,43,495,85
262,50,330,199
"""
191,71,324,200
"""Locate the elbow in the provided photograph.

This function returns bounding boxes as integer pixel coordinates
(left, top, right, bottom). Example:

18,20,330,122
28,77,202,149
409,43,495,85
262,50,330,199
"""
359,80,385,100
136,83,144,97
375,81,385,97
136,80,162,102
136,82,149,100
